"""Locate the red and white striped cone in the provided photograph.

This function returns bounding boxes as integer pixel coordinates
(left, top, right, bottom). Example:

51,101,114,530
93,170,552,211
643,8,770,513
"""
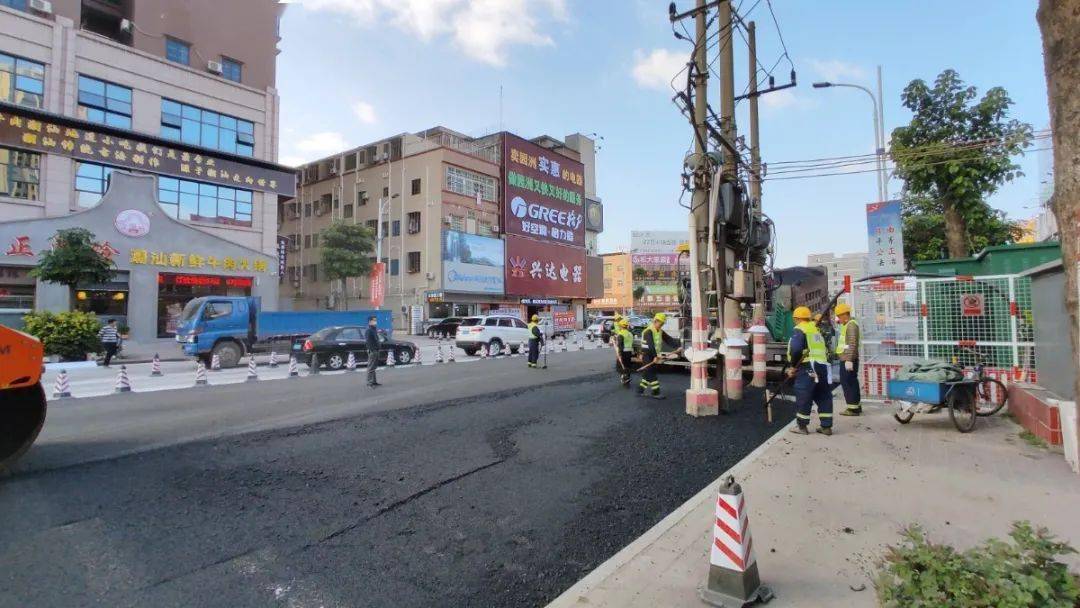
346,351,357,372
387,350,396,367
268,350,279,368
435,340,444,363
701,476,772,606
194,361,208,386
288,355,300,377
480,344,488,359
150,353,163,377
53,369,72,398
245,354,259,382
210,352,221,372
114,365,132,393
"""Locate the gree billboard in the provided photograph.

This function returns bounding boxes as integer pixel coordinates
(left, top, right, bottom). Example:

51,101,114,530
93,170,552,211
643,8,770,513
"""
502,133,586,247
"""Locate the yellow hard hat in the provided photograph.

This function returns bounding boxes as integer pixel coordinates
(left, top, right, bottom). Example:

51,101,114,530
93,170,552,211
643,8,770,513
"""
793,306,812,320
835,303,852,316
531,314,539,321
653,312,667,323
618,318,630,328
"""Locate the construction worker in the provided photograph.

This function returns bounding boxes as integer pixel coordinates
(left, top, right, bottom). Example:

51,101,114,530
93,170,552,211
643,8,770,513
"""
526,314,544,368
612,318,635,386
834,302,862,415
638,312,681,399
787,306,833,435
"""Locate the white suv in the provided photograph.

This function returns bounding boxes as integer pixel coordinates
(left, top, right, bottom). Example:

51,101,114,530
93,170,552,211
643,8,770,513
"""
455,315,532,356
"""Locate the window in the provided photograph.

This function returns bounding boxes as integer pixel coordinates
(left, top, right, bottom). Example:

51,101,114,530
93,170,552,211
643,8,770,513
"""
365,219,377,231
343,204,353,219
0,146,40,200
165,38,190,65
0,0,28,11
407,251,421,273
407,211,421,234
478,221,493,237
448,215,464,231
0,52,44,109
307,264,319,282
381,221,389,236
338,327,362,340
357,190,368,206
311,234,319,248
389,258,399,276
74,162,116,207
382,186,389,197
484,318,499,327
160,99,255,156
204,302,232,319
391,220,400,237
411,178,421,195
304,203,311,217
498,318,514,328
304,234,311,248
77,75,132,129
344,153,357,172
157,177,254,225
221,57,242,83
512,318,528,329
445,165,496,202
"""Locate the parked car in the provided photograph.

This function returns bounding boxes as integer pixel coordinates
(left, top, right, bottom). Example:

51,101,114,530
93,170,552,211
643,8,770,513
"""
454,315,530,356
291,326,417,370
585,316,614,341
426,317,465,338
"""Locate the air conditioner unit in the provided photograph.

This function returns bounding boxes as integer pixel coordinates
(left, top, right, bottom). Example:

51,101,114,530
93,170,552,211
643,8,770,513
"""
119,18,133,32
425,272,435,280
206,60,224,75
328,160,338,175
465,218,477,233
313,207,323,217
28,0,52,13
442,216,452,226
492,224,500,233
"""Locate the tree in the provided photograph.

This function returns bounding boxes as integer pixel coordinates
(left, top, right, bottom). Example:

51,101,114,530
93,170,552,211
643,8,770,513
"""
902,195,1024,266
891,69,1033,258
30,228,114,307
632,285,646,303
1037,0,1079,444
320,221,376,310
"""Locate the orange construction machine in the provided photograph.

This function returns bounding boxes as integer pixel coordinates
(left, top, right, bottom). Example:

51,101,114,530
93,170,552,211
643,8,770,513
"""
0,325,47,469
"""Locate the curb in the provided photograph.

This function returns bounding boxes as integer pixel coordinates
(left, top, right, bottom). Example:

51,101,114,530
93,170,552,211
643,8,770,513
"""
545,417,797,608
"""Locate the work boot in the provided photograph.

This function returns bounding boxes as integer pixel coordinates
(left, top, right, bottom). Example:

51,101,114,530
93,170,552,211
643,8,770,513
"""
816,427,833,436
790,425,809,435
650,393,666,400
839,407,862,416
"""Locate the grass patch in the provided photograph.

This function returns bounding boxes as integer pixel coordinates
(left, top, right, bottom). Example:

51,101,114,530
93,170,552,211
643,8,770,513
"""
1020,429,1049,449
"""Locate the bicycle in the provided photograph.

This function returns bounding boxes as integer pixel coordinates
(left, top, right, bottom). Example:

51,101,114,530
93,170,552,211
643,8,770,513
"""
954,347,1008,417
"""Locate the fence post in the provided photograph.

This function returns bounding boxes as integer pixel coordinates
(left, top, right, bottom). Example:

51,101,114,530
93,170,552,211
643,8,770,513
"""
918,279,930,359
1008,275,1020,370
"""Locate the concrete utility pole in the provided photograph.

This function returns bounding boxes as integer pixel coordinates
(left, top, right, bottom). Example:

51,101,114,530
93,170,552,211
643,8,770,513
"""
718,0,743,402
747,21,767,390
685,0,720,417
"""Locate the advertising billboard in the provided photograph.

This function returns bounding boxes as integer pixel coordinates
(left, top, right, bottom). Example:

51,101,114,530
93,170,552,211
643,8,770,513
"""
505,235,587,299
503,133,586,247
866,200,905,273
631,253,686,310
369,262,385,308
630,230,689,254
442,230,504,294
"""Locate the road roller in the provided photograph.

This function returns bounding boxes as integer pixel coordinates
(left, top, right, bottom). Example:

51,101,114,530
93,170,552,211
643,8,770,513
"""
0,325,46,470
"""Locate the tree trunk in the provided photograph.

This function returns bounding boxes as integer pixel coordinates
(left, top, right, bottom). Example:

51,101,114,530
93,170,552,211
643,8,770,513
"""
1038,0,1079,461
942,202,969,258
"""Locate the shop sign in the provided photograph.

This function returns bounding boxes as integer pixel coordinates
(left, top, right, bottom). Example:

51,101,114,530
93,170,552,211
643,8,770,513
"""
552,311,576,331
630,230,688,254
520,298,558,305
503,133,586,247
492,306,523,319
0,104,295,196
960,293,985,317
158,273,253,288
442,230,504,294
370,262,386,308
426,290,445,303
276,236,289,280
5,235,33,256
505,235,587,299
129,248,269,273
631,253,683,266
115,209,150,237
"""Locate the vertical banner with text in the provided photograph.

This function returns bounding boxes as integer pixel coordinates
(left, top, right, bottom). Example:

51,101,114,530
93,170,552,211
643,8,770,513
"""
370,262,386,308
866,200,905,274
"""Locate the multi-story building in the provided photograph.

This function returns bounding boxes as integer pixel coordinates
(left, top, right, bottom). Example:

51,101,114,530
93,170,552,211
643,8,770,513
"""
806,251,868,301
280,127,604,331
0,0,293,350
587,252,632,314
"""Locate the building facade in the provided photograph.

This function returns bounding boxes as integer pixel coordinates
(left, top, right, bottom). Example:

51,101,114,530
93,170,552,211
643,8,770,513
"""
0,1,291,349
587,251,632,314
806,251,868,301
280,127,604,331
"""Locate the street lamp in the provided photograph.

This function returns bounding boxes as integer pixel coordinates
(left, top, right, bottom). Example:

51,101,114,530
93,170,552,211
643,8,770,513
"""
813,71,888,201
374,193,399,310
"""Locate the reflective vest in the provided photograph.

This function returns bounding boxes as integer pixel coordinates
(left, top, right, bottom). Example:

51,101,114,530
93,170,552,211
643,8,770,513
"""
527,322,539,341
642,326,662,353
789,321,828,364
614,328,634,352
836,319,860,355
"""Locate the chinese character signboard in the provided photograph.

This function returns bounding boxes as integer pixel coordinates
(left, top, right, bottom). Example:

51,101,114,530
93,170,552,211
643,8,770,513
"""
370,262,386,308
502,133,586,246
866,200,905,274
631,253,686,310
442,230,504,294
504,235,587,299
0,104,295,196
277,236,289,282
630,230,688,254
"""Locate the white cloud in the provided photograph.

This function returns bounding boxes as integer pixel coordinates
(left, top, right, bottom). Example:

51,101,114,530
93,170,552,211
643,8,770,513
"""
278,155,306,168
295,0,568,67
760,89,817,112
352,100,377,125
631,48,688,91
806,58,867,83
281,131,351,165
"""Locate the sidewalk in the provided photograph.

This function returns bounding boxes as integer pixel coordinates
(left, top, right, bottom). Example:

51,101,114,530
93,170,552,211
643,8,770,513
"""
548,404,1080,608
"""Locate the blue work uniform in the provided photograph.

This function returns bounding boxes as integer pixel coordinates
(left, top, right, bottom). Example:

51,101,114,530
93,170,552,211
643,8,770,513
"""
788,320,833,429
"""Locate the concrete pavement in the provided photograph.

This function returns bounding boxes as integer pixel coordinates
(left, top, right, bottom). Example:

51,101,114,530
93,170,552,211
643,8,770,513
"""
547,403,1080,608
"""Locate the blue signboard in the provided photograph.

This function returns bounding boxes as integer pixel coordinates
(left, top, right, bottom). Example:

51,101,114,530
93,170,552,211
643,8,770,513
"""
442,230,505,294
866,200,905,273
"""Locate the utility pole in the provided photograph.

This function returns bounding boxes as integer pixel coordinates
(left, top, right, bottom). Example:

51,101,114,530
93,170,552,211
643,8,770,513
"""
718,0,743,402
747,20,767,390
684,0,720,417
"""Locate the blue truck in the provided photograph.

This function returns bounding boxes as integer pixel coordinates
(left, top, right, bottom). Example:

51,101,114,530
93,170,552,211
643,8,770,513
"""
173,296,392,367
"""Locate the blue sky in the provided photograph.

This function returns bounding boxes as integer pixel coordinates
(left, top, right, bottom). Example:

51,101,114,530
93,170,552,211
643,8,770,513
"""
277,0,1051,266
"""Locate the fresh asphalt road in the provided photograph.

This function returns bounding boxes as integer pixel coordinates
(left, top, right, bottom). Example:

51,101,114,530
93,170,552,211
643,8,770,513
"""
1,349,795,608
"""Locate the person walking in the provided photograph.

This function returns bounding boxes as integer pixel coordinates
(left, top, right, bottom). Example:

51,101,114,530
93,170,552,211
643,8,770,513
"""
787,306,833,435
365,316,382,388
834,303,862,416
612,317,635,387
98,319,121,367
637,313,681,399
526,314,544,369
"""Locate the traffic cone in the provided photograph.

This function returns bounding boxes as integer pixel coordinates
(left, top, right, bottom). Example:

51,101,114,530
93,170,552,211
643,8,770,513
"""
53,369,72,398
268,350,279,368
561,336,567,352
245,354,258,382
150,353,163,376
700,476,773,607
576,333,583,350
288,355,299,378
210,352,221,371
480,344,488,359
435,340,444,363
447,345,456,363
415,346,423,366
346,351,357,372
194,361,208,386
387,350,396,366
114,365,132,393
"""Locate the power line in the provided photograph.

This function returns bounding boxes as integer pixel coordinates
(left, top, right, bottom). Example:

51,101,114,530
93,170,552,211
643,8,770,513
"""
761,146,1053,182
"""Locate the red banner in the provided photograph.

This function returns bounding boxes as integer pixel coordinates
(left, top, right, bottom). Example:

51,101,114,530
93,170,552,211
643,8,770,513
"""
552,311,576,331
502,133,586,247
370,262,386,308
505,235,587,298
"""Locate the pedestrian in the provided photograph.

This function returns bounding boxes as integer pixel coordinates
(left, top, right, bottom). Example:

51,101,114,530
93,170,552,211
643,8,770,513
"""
637,313,681,399
612,317,635,387
834,303,862,416
365,315,382,388
98,319,121,367
787,306,833,435
526,314,544,369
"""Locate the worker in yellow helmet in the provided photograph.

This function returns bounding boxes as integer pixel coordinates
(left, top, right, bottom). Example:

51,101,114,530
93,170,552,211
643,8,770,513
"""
638,312,681,399
611,318,635,386
526,314,544,369
834,302,862,415
787,306,833,435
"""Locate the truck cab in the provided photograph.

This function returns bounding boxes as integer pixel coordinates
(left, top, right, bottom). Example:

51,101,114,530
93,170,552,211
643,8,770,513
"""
174,296,255,367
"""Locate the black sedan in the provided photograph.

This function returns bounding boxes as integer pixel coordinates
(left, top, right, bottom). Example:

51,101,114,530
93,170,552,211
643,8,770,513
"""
292,326,417,369
426,317,464,338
